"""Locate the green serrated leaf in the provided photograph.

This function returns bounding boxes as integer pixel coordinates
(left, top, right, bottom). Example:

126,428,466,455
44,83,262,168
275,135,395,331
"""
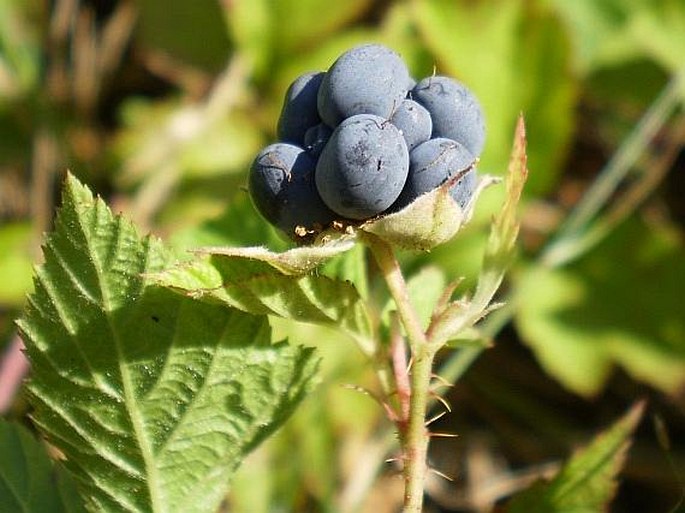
361,172,498,251
18,174,319,513
0,420,87,513
151,248,375,355
507,401,645,513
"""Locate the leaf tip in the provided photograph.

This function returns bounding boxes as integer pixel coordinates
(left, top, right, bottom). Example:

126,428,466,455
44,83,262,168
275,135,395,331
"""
510,114,529,189
63,171,94,204
621,398,647,432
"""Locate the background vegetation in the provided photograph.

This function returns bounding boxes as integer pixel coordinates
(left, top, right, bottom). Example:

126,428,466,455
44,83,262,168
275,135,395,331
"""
1,0,683,512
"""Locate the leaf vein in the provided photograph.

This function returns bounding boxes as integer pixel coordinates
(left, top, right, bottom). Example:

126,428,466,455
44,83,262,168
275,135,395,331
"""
47,238,101,306
73,198,162,510
28,391,145,480
154,311,237,457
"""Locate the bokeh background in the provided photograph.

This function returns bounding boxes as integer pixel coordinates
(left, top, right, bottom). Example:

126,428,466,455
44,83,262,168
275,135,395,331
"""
1,1,684,512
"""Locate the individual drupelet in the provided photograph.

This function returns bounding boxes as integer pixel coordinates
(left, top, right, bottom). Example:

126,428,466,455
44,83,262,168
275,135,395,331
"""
249,142,336,237
389,99,432,151
317,44,410,127
391,137,476,211
412,76,486,157
277,71,325,145
449,165,477,209
303,123,333,157
315,114,409,220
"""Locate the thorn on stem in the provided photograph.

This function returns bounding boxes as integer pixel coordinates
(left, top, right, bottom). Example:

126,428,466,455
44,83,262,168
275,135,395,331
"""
428,431,460,438
431,393,453,413
340,383,400,423
425,410,447,427
428,466,454,482
430,373,454,388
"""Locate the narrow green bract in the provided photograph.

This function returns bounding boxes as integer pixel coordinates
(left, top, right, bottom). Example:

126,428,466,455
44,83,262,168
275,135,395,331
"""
17,174,319,513
151,243,375,354
507,402,645,513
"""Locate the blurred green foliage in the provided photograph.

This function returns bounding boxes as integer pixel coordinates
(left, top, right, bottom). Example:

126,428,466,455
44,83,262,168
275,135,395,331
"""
0,420,87,512
517,217,685,396
1,0,683,511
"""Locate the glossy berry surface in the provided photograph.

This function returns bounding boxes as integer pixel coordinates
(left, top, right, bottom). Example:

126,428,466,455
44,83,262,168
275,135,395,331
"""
303,123,333,157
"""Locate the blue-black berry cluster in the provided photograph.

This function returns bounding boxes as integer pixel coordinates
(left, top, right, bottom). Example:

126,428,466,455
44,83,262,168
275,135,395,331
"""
249,43,485,239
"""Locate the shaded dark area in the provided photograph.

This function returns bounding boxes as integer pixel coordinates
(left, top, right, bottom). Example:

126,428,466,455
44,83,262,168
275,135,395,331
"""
425,327,684,513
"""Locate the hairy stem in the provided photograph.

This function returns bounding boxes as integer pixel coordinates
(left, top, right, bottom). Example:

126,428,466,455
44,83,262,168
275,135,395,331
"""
390,314,411,422
402,344,436,512
365,234,427,350
365,233,433,512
